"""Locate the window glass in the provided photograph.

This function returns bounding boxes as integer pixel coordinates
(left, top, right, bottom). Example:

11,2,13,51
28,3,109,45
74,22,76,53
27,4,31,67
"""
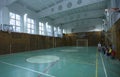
27,18,35,34
10,12,15,19
28,24,31,28
16,14,20,20
10,19,15,25
31,20,34,24
16,20,20,26
13,26,15,31
16,27,20,32
27,18,31,23
27,29,30,33
46,22,52,36
31,25,34,29
39,22,44,35
9,12,21,32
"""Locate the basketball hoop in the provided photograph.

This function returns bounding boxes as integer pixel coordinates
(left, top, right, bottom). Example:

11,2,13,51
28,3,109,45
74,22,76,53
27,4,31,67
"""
110,8,120,12
8,29,11,34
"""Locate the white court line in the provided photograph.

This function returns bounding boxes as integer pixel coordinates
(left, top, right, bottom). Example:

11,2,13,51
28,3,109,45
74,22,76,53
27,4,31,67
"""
100,53,108,77
95,50,98,77
0,61,55,77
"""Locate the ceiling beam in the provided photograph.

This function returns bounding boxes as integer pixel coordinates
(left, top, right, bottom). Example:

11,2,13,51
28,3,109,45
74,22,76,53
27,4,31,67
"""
37,0,105,18
61,18,102,28
52,9,104,25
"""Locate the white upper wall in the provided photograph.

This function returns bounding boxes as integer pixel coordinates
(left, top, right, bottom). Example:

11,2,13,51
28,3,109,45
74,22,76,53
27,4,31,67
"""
1,0,119,34
0,7,9,24
8,2,37,19
0,2,40,34
0,10,2,24
0,0,17,10
0,2,38,24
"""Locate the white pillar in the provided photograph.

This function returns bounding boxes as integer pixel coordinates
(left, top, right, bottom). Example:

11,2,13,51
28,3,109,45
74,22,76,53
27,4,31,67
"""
23,13,28,33
44,22,47,36
0,7,9,25
0,10,2,24
35,19,39,34
111,0,117,8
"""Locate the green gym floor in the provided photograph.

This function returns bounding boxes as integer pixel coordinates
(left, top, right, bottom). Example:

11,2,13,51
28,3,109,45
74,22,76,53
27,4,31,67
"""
0,47,120,77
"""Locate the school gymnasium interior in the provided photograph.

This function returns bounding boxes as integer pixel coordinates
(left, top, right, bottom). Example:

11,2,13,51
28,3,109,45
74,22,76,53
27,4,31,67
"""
0,0,120,77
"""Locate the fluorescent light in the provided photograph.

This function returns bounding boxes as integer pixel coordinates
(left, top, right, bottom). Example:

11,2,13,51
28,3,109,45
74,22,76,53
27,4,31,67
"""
89,28,103,31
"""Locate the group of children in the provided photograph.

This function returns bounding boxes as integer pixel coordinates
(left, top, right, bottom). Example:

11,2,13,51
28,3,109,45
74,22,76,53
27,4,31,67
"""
98,42,116,59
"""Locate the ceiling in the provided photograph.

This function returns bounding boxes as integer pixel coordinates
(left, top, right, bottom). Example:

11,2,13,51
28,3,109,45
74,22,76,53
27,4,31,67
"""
13,0,107,33
41,0,107,32
17,0,64,12
48,1,106,19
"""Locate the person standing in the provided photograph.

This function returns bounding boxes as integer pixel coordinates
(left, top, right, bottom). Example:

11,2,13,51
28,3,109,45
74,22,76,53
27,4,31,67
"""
98,42,101,52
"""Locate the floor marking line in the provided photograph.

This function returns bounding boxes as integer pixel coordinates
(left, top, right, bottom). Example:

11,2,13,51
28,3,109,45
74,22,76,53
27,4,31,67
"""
100,53,108,77
0,61,55,77
95,50,98,77
43,61,58,73
76,61,95,65
38,61,58,77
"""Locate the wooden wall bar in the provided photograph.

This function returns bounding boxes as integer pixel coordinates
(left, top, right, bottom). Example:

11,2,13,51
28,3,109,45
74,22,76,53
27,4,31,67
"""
0,21,119,58
0,31,64,55
0,31,11,54
87,32,101,46
104,19,120,59
115,19,120,59
11,33,29,53
45,37,53,48
37,35,45,49
0,30,102,55
0,31,100,54
62,32,102,46
55,37,62,47
29,35,38,50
